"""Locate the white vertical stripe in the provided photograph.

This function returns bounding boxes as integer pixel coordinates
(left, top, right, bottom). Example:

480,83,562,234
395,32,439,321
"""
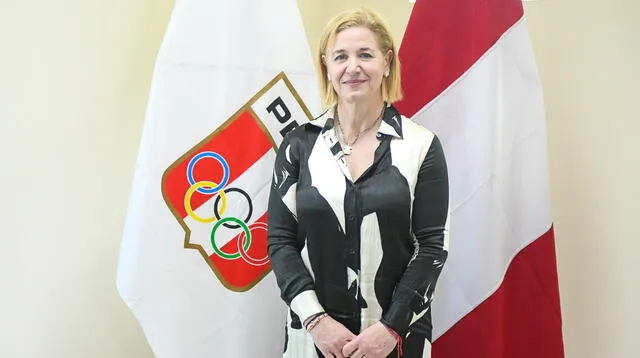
359,213,384,330
390,117,435,220
308,135,346,232
283,311,319,358
423,340,432,357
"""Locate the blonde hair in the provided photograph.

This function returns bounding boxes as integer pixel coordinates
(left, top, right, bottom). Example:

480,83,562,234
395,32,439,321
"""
316,7,403,107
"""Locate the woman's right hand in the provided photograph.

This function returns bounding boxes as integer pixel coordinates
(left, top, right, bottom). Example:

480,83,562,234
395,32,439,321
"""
309,316,357,358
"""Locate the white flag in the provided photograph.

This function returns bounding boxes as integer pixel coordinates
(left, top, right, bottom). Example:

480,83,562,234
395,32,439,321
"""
116,0,320,356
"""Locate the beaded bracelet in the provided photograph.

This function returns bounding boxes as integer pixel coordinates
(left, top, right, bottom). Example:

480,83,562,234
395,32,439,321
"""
303,312,324,329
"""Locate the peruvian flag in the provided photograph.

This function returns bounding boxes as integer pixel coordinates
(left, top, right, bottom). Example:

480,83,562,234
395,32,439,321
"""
396,0,565,357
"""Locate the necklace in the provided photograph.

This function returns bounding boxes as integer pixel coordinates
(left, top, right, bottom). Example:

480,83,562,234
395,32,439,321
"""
334,104,385,155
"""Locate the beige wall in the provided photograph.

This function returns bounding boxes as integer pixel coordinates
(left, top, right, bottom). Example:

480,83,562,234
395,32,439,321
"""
298,0,414,54
0,0,168,356
1,0,637,357
524,1,640,357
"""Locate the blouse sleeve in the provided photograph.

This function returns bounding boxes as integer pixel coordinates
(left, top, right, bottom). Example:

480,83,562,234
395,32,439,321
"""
381,135,450,337
267,132,324,325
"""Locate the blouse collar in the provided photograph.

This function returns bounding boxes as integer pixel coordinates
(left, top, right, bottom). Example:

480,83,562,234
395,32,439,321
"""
309,102,404,139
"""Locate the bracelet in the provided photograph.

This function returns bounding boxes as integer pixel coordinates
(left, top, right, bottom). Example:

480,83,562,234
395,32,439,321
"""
305,313,328,332
303,312,324,330
381,322,403,358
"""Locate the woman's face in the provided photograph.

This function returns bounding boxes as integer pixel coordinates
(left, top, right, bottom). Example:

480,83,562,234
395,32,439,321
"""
325,26,391,104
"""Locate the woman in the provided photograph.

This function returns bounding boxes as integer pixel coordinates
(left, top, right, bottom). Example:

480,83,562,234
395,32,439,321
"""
267,7,449,358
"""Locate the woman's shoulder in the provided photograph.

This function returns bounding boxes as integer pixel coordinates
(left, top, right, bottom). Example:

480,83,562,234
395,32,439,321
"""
282,108,330,142
397,113,438,148
278,110,328,153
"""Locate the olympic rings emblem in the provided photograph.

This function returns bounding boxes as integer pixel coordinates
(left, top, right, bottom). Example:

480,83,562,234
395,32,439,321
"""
187,151,229,194
184,151,268,266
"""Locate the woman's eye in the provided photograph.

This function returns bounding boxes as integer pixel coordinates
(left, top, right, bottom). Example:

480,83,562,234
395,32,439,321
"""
334,54,347,61
359,53,373,59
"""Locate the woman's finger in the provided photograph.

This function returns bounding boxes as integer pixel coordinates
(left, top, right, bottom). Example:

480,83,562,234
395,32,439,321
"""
320,349,335,358
351,348,366,358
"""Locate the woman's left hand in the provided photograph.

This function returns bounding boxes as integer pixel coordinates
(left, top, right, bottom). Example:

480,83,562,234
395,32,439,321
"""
341,322,397,358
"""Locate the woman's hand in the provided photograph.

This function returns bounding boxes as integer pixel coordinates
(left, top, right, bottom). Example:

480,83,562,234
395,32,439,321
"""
309,315,357,358
341,322,397,358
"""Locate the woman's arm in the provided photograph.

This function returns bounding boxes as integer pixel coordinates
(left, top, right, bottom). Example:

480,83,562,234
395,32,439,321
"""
267,133,324,325
380,135,450,337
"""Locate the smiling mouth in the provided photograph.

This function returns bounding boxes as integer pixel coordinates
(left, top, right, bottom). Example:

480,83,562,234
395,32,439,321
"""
343,79,366,85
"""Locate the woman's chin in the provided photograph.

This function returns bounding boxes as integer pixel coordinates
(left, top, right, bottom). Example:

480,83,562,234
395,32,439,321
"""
338,90,374,103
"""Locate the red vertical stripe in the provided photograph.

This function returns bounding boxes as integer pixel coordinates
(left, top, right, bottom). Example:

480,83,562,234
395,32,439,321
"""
397,0,564,357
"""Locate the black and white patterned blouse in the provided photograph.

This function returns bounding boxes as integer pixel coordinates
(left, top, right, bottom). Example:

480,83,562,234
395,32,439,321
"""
267,103,450,358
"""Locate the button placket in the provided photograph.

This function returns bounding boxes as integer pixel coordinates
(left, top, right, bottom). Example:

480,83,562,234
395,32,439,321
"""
344,183,359,259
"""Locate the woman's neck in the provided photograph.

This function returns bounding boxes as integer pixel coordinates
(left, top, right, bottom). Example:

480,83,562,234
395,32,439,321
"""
335,97,386,135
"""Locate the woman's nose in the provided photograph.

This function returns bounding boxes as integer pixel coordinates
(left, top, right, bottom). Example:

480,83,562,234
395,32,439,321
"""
346,58,361,73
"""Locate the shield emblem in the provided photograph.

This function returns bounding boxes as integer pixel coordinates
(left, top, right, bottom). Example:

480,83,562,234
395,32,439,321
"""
161,73,313,291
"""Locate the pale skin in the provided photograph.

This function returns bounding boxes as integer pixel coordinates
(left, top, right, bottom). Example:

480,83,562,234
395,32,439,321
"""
307,25,398,358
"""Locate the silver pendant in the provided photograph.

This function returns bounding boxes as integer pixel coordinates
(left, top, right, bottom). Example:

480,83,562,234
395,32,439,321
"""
343,145,353,155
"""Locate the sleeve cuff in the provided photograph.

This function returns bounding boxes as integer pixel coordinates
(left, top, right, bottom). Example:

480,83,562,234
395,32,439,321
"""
290,290,324,324
381,301,413,337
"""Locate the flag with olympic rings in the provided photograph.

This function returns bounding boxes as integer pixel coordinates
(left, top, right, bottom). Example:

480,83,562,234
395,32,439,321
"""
161,73,312,292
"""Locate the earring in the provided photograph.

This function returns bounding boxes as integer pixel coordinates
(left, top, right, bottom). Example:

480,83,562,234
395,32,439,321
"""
384,69,389,77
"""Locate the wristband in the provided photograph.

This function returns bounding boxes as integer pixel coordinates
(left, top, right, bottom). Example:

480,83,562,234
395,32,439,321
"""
381,322,403,358
303,312,324,329
305,313,328,332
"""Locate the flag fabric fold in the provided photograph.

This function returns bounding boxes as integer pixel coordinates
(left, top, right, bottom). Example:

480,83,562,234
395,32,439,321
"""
396,0,564,356
116,0,320,356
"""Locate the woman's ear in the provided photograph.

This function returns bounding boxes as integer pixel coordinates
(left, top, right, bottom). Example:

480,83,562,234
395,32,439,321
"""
385,50,394,71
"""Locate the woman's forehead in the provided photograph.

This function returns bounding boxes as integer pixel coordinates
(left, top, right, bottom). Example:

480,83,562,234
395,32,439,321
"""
329,27,381,51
